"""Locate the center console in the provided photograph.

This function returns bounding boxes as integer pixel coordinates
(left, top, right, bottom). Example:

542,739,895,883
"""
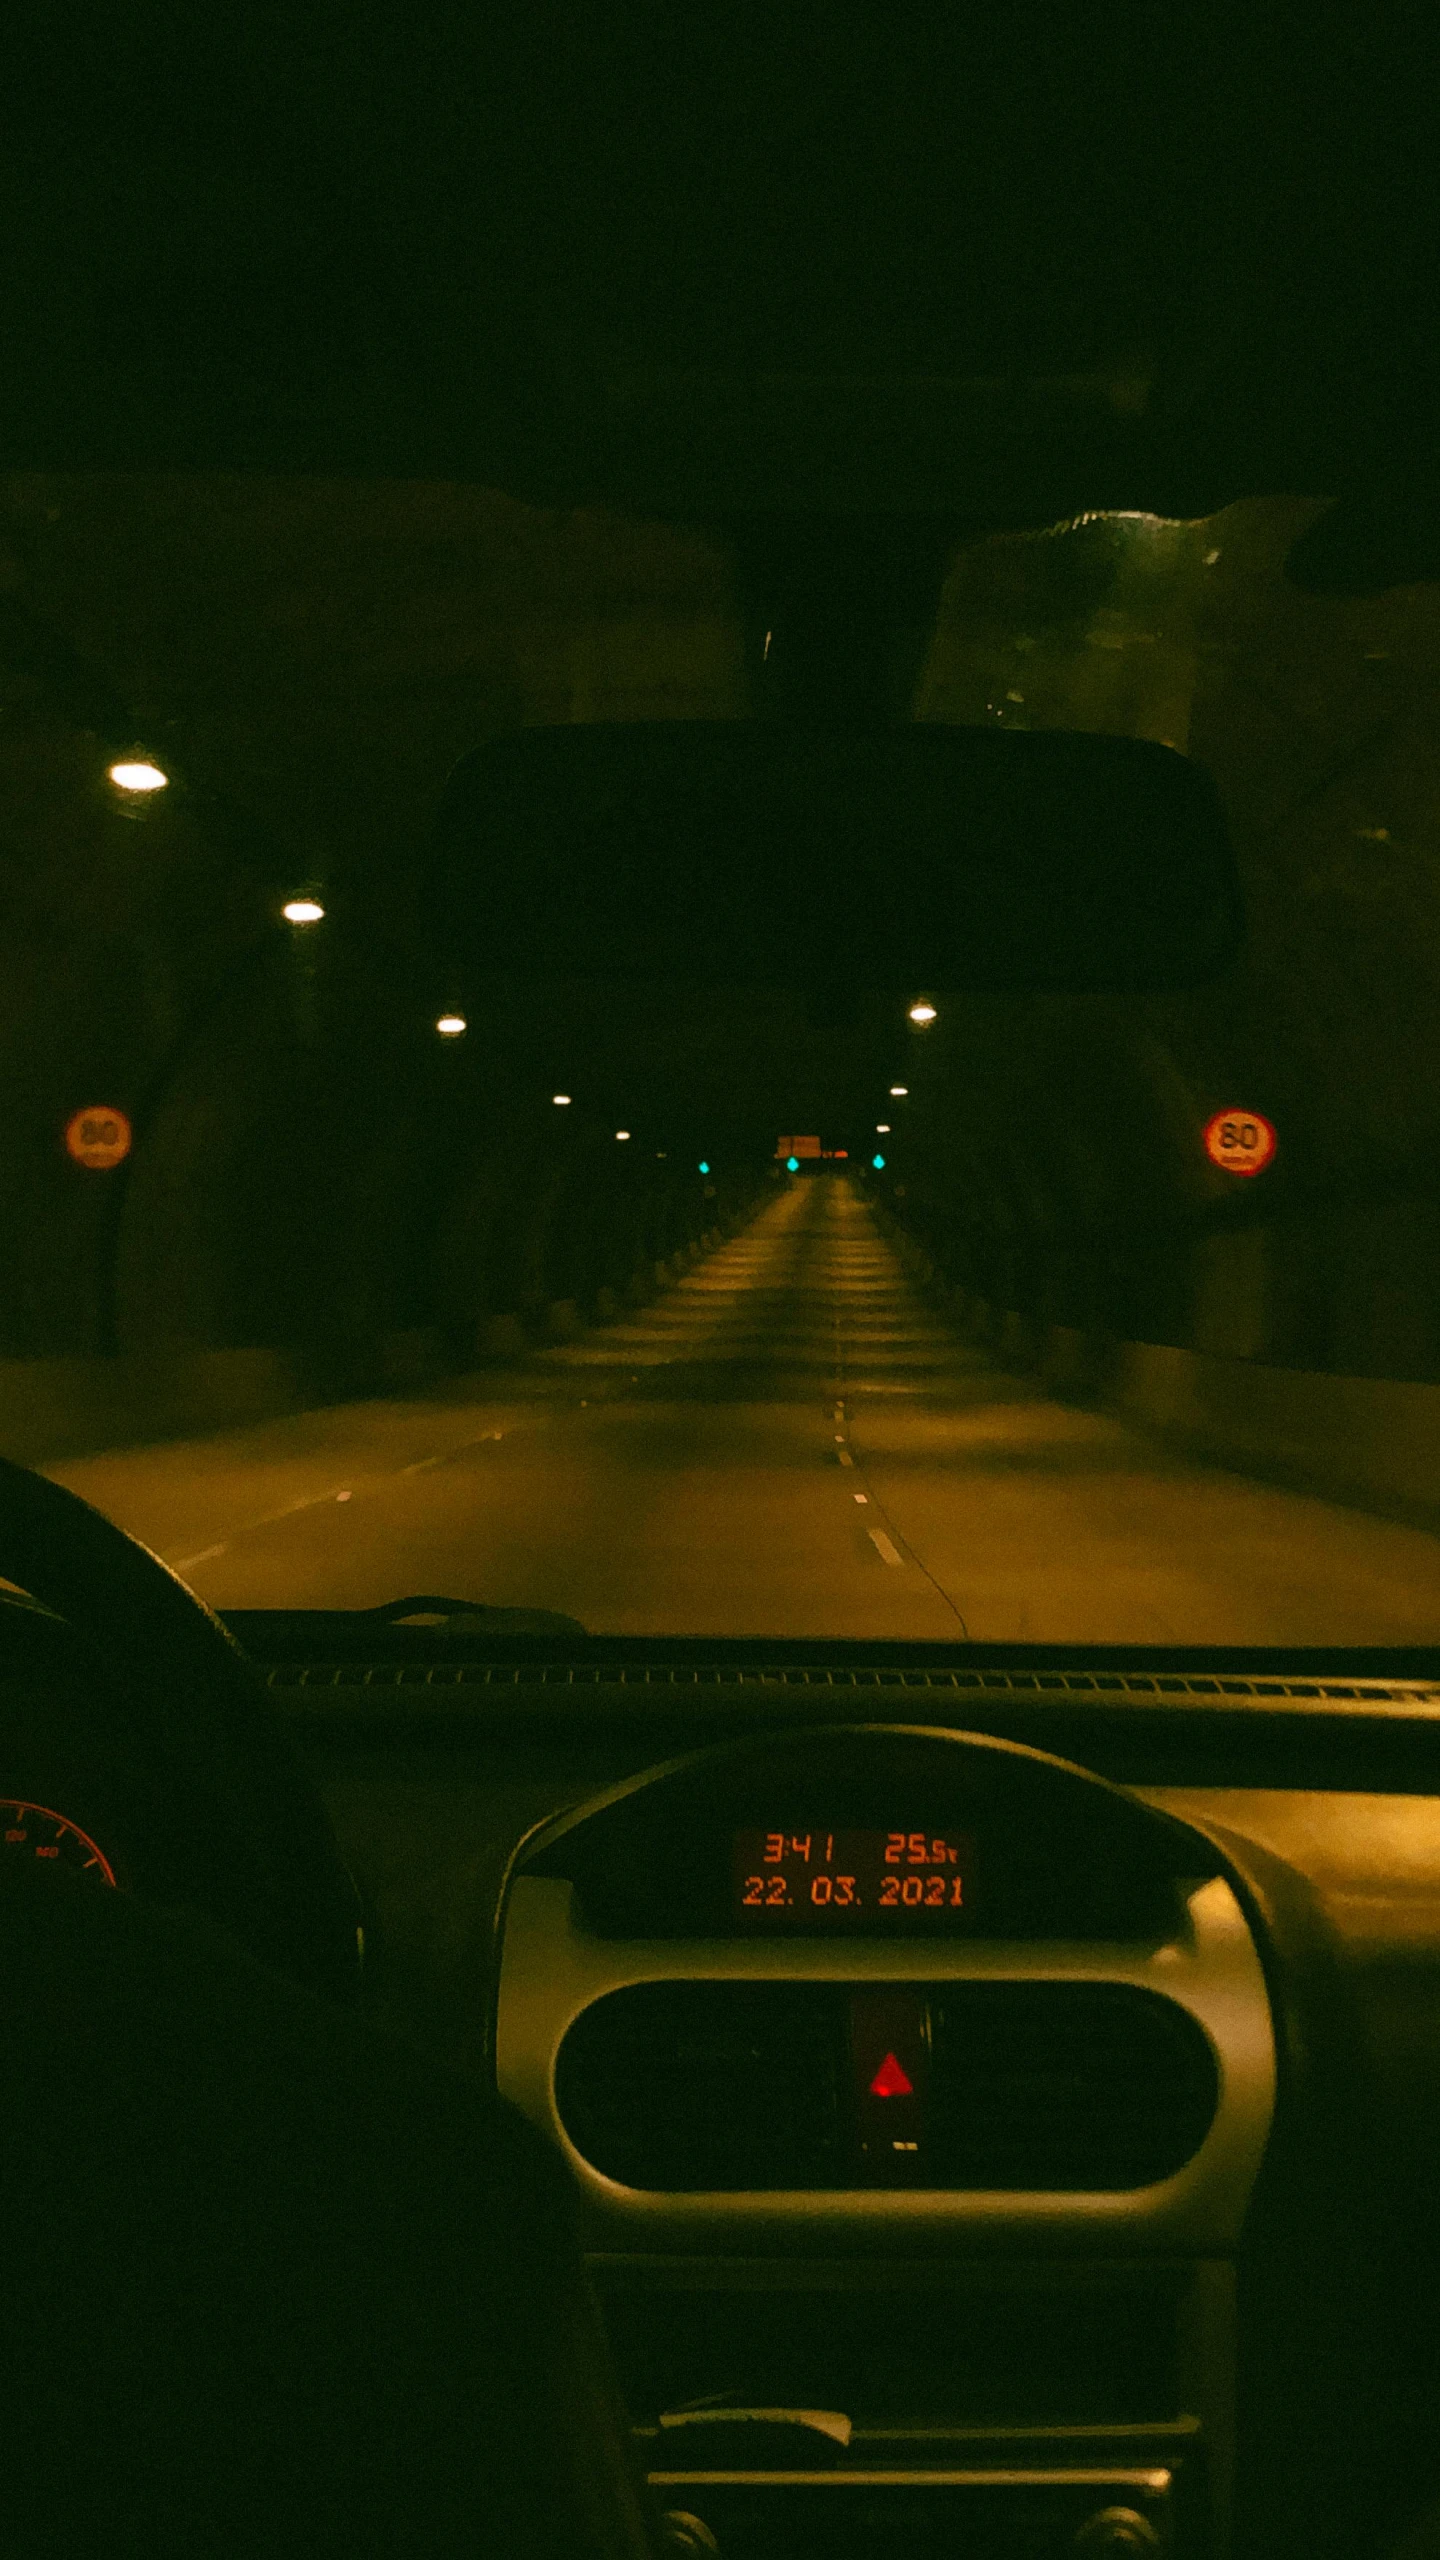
492,1724,1277,2559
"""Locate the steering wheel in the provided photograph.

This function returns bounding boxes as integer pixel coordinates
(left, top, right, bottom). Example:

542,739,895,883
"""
0,1454,673,2560
0,1453,363,1999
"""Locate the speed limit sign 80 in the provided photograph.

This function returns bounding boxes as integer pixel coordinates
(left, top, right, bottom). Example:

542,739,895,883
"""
1202,1108,1276,1177
64,1107,133,1170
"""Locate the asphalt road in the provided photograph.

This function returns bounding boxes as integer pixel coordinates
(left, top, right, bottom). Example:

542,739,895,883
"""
48,1176,1440,1643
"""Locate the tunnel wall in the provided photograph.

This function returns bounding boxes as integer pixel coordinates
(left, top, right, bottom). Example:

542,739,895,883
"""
0,1182,767,1466
0,924,771,1463
879,496,1440,1535
0,489,768,1469
870,1192,1440,1534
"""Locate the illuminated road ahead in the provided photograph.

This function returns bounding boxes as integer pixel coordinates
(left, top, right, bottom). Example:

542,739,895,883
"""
51,1178,1440,1643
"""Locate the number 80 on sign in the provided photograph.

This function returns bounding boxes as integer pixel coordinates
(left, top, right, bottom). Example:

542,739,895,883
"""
1202,1108,1276,1177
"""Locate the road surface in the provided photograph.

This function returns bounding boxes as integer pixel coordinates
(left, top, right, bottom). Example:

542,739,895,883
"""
47,1176,1440,1643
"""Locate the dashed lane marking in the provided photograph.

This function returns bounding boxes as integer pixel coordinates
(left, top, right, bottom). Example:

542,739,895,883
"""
837,1449,854,1466
401,1429,505,1476
868,1527,905,1566
172,1431,511,1571
171,1480,352,1565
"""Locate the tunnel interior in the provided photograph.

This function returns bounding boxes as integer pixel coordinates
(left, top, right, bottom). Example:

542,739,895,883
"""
3,490,1436,1371
1,480,1438,1568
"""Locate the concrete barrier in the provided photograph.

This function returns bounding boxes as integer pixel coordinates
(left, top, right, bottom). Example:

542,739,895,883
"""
1107,1338,1440,1526
978,1303,1440,1531
377,1328,446,1388
0,1183,773,1463
0,1349,308,1466
1042,1323,1109,1400
997,1309,1038,1370
480,1312,528,1357
872,1196,1440,1532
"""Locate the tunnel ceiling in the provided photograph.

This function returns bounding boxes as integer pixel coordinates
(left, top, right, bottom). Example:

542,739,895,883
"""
0,4,1436,1204
0,4,1434,925
2,483,1436,924
1,6,1436,508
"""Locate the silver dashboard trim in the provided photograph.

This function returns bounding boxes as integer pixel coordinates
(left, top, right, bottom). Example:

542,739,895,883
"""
494,1871,1275,2253
645,2467,1174,2489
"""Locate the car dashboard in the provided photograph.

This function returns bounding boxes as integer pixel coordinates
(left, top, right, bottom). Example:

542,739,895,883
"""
8,1606,1440,2560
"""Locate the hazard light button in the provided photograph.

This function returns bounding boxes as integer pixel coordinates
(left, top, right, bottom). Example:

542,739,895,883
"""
869,2051,913,2099
850,1989,930,2183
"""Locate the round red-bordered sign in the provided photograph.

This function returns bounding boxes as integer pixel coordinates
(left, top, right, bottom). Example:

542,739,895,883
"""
1202,1108,1276,1177
64,1106,133,1170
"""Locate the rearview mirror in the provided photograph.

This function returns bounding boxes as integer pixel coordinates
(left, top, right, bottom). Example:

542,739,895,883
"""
428,723,1241,992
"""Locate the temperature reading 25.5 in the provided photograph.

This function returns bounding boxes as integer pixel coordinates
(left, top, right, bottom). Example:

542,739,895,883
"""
732,1825,974,1928
879,1830,966,1909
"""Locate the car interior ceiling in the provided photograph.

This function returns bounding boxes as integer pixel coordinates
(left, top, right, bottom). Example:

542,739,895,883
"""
4,13,1440,2560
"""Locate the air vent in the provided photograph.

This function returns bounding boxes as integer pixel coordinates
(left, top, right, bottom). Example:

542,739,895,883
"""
556,1983,849,2190
929,1983,1218,2190
265,1661,1440,1706
553,1981,1218,2193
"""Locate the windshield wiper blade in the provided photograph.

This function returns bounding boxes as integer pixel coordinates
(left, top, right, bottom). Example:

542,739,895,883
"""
361,1593,587,1636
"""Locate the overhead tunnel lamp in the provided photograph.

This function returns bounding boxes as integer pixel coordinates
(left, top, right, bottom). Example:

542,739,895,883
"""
907,1001,937,1025
106,747,170,803
435,1013,467,1038
105,757,167,788
552,1093,572,1106
283,898,325,925
890,1085,908,1097
615,1129,631,1141
106,752,172,824
876,1123,891,1133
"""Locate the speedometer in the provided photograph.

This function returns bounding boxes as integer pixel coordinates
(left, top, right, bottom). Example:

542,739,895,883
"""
1,1799,117,1885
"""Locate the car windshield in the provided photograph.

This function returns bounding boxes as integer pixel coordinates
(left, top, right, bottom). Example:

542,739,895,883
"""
4,478,1438,1646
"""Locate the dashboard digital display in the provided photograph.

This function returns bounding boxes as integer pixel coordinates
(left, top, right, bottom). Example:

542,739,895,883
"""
733,1826,975,1929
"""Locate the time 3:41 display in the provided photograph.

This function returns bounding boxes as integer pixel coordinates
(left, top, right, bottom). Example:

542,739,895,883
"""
735,1826,970,1916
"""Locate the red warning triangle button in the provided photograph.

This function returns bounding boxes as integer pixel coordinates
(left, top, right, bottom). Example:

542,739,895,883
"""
869,2052,914,2098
